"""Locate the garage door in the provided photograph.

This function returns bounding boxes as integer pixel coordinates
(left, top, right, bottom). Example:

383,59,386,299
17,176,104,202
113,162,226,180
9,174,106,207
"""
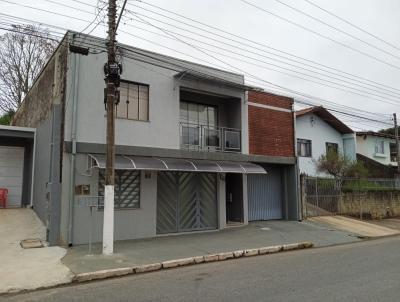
248,167,282,221
0,146,24,207
157,172,218,234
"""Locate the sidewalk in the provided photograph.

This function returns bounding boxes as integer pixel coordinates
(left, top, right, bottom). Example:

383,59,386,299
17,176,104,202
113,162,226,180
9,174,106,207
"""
63,220,362,275
0,209,73,294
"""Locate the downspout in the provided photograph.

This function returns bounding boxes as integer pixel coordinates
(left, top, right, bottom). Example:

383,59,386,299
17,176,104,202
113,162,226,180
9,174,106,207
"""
292,103,301,221
68,49,80,246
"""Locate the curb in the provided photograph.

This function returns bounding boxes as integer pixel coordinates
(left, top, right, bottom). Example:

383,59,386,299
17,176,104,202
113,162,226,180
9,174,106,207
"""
72,241,314,283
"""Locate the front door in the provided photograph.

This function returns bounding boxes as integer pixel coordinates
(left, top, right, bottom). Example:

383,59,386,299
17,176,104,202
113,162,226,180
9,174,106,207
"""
225,173,243,223
157,172,218,234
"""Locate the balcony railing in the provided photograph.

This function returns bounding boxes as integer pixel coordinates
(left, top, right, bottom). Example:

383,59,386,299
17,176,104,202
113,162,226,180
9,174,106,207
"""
179,122,241,152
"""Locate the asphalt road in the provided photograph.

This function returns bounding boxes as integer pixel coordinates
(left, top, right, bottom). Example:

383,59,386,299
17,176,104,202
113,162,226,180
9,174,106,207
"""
3,236,400,302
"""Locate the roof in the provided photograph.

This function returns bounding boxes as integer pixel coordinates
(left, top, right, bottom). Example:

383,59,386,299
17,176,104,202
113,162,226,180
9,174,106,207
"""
356,131,396,140
296,106,354,134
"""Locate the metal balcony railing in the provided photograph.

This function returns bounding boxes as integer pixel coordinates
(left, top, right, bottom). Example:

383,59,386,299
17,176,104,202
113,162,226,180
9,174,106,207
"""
179,122,241,152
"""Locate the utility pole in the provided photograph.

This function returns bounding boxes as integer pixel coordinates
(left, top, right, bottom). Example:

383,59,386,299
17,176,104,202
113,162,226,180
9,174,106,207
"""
103,0,118,255
394,113,400,175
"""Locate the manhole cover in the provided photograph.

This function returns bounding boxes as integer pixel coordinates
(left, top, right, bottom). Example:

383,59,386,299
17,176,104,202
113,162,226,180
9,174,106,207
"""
20,238,43,249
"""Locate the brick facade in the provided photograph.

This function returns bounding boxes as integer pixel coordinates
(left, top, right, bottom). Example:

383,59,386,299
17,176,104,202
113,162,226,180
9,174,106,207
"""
248,91,295,157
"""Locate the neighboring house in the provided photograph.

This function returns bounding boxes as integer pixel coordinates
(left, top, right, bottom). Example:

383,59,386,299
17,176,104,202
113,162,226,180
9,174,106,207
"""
356,131,398,169
10,32,300,246
295,106,356,176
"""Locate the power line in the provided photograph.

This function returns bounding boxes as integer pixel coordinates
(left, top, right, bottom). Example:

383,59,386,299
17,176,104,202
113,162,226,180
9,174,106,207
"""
127,0,400,95
126,11,400,102
273,0,400,61
239,0,400,71
303,0,400,52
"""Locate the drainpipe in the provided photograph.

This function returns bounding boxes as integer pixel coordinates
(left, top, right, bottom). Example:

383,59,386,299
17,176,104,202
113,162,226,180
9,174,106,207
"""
292,103,301,221
68,49,80,246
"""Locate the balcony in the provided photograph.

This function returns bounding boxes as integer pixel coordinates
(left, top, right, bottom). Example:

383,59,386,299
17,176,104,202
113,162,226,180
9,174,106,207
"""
180,122,241,152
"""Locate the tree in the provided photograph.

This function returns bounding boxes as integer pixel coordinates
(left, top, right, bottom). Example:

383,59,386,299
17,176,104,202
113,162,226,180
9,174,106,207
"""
0,110,14,125
317,150,368,180
379,127,395,136
0,25,57,113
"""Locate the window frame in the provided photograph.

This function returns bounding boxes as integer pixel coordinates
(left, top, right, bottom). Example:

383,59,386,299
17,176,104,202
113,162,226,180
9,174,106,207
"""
297,138,312,157
116,80,150,122
374,139,385,154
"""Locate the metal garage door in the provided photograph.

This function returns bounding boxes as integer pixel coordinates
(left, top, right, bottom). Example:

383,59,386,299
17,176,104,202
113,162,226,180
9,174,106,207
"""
157,172,218,234
0,146,24,207
248,167,282,221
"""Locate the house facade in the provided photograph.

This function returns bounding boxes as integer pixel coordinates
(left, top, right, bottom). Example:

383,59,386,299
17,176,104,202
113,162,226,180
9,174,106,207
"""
11,32,300,246
295,106,356,176
356,131,398,168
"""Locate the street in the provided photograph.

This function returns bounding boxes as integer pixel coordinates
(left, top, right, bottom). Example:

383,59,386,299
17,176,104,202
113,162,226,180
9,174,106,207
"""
3,236,400,302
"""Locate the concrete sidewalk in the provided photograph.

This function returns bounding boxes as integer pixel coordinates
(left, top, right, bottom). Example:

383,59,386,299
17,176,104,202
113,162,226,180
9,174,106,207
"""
0,209,73,294
63,220,362,275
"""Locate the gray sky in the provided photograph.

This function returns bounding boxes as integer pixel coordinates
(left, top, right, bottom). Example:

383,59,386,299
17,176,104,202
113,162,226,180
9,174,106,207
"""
2,0,399,130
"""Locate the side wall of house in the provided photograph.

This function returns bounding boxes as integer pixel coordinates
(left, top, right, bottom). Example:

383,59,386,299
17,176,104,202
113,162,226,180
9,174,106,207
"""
11,39,68,246
356,135,397,166
296,113,344,176
247,91,295,157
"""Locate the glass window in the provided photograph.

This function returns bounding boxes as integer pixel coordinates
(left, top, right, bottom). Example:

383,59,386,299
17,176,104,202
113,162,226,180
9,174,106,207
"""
326,142,338,154
116,82,149,121
375,140,385,154
297,139,312,157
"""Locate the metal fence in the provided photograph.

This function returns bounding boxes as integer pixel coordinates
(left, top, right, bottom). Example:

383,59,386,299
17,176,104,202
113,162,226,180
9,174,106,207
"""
301,176,400,218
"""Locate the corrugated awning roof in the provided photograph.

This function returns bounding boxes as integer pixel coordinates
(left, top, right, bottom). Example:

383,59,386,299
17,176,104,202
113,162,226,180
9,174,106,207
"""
88,154,267,174
174,70,262,91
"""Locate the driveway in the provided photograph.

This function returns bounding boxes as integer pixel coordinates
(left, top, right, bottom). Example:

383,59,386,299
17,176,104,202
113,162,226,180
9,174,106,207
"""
0,209,73,294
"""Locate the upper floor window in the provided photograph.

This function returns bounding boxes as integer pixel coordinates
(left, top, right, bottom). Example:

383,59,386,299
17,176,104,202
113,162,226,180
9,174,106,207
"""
375,140,385,154
116,81,149,121
326,142,338,154
390,143,397,162
297,139,312,157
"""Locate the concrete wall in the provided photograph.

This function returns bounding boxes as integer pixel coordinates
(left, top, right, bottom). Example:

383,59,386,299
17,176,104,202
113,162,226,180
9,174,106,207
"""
64,33,248,153
341,191,400,219
70,154,157,245
356,135,397,166
296,113,345,176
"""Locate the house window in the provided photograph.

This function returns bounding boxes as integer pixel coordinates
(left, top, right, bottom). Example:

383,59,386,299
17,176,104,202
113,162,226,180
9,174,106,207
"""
180,101,218,147
375,140,385,154
297,139,312,157
116,81,149,121
326,142,338,154
390,143,398,162
98,170,140,209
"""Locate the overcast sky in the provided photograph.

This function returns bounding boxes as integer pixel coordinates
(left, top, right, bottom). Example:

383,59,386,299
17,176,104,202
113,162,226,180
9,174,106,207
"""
2,0,400,130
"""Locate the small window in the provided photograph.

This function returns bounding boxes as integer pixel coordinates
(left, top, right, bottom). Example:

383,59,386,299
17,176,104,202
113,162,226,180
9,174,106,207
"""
98,170,140,209
116,82,149,121
326,142,338,154
375,140,385,154
390,143,397,162
297,139,312,157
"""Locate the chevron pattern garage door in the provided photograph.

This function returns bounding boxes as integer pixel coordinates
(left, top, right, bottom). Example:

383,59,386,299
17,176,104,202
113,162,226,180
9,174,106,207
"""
157,172,217,234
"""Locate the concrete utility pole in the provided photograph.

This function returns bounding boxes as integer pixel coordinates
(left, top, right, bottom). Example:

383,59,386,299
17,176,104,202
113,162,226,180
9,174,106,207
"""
103,0,118,255
394,113,400,175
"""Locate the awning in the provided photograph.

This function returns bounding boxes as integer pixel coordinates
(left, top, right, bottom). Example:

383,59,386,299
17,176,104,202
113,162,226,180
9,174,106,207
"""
88,154,266,174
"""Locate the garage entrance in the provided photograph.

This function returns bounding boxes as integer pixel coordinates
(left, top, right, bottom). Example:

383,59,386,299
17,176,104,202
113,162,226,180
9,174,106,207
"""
156,172,218,234
248,167,283,221
0,146,24,207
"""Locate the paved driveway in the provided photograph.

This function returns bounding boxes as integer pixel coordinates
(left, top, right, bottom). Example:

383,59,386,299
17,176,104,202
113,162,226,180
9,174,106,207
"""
0,209,73,294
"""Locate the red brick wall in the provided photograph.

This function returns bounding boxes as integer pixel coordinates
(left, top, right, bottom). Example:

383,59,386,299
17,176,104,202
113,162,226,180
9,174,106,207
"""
248,91,295,157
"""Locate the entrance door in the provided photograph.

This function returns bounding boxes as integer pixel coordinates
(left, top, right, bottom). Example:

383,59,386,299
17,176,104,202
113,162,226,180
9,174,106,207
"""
248,167,283,221
157,172,218,234
225,173,243,223
0,146,24,207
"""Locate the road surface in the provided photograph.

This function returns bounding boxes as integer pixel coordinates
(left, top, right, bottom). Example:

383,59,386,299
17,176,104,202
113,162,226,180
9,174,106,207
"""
3,236,400,302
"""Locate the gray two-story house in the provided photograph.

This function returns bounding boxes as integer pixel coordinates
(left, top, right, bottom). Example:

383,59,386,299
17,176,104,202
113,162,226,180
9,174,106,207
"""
12,32,299,246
